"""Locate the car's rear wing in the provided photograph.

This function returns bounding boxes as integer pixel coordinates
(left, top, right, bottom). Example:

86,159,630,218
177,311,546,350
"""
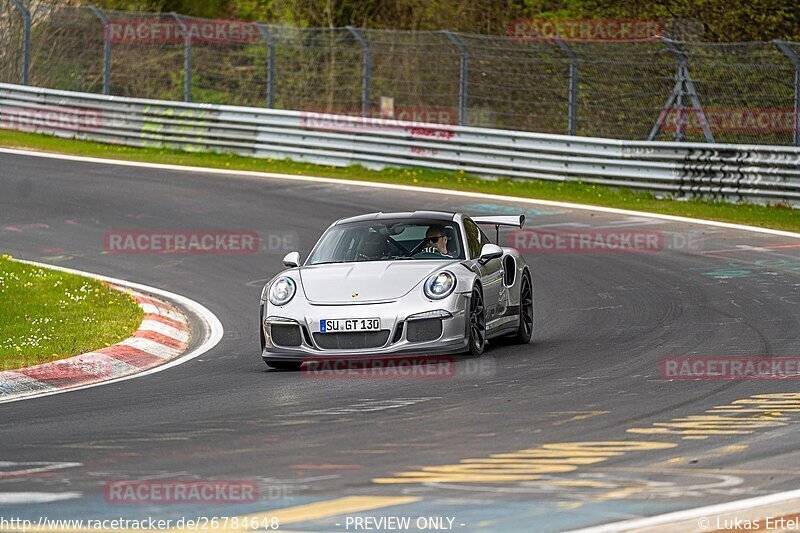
472,215,525,243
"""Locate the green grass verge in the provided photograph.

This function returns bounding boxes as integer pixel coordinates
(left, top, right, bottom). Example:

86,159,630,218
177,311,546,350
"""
1,129,799,232
0,256,143,371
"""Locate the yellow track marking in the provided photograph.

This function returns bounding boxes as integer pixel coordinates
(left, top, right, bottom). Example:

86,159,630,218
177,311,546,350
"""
628,395,799,437
373,441,675,484
236,495,420,527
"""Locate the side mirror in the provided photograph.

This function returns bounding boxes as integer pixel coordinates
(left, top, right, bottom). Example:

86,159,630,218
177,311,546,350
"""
282,251,301,268
478,243,503,264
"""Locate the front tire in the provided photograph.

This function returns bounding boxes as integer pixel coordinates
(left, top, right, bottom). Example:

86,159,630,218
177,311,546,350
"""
467,286,486,356
511,272,534,344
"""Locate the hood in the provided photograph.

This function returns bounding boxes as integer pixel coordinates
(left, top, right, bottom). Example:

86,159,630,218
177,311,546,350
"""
299,260,456,303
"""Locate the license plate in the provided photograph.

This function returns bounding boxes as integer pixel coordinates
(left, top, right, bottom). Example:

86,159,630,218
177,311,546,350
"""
320,318,380,333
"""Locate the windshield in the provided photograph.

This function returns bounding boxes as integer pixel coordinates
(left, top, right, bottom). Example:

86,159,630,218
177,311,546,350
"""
307,219,465,265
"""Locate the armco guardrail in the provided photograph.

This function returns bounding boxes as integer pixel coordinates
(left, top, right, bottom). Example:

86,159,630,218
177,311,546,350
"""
1,83,800,206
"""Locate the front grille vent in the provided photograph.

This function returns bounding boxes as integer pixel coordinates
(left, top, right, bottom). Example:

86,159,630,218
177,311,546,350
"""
271,324,302,346
406,318,443,343
313,330,390,350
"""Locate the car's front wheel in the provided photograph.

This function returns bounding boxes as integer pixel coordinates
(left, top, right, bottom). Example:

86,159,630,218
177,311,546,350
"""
467,286,486,356
511,272,534,344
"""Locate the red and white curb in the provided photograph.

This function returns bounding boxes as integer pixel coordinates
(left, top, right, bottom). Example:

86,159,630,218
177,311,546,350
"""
0,286,190,401
0,258,223,404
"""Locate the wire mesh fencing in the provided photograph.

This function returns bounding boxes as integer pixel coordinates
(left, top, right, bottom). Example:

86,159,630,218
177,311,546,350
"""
100,10,188,102
667,42,798,145
0,1,25,85
454,34,571,132
269,26,364,113
0,0,798,146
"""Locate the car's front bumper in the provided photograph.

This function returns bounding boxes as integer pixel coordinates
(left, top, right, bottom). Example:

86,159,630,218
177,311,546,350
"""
261,292,470,362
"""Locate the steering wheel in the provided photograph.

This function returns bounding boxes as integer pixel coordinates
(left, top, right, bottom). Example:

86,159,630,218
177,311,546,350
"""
409,239,430,256
412,249,449,259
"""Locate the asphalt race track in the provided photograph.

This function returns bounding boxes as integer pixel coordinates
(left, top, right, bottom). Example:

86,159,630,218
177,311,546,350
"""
2,150,800,532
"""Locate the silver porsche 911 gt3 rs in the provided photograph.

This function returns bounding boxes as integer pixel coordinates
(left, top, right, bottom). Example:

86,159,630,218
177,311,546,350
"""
259,211,533,370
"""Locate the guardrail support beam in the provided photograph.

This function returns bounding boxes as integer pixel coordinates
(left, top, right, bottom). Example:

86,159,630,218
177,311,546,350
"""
347,26,371,117
442,30,469,127
8,0,31,85
775,40,800,147
555,37,578,136
171,13,192,102
256,25,277,109
88,6,111,95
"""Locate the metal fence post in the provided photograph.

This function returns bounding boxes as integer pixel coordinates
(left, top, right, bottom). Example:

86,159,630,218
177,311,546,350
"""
775,40,800,147
674,56,686,142
347,26,371,117
171,12,192,102
88,6,111,95
554,37,578,136
257,24,276,108
8,0,30,85
442,30,468,126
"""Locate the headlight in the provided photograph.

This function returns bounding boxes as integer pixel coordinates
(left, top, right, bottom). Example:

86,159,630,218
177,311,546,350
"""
424,271,456,300
269,276,296,306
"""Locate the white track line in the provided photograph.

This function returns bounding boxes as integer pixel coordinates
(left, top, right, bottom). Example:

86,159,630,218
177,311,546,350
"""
0,259,224,405
1,147,799,240
2,146,800,524
0,492,83,504
570,488,800,532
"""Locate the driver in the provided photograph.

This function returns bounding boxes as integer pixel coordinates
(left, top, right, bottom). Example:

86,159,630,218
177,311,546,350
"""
421,225,452,256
